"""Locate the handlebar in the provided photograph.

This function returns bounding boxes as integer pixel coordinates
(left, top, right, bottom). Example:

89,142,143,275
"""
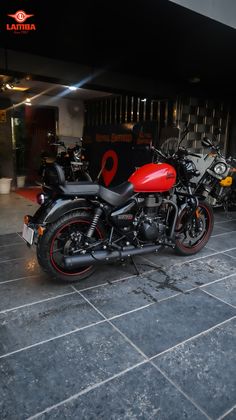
151,146,167,159
151,146,201,160
187,152,201,158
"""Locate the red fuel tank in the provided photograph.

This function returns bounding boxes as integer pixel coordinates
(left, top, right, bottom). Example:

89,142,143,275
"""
128,163,176,192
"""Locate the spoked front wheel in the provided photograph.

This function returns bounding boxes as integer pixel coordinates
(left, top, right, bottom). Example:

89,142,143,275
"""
37,211,105,282
175,201,214,256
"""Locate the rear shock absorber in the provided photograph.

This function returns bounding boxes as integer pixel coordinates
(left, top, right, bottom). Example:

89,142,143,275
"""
87,207,103,238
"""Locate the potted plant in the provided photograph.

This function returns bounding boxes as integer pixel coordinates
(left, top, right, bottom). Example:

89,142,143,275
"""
16,144,26,188
0,151,12,194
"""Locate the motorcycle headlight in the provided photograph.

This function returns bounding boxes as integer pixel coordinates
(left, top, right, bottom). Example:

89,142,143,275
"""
213,162,227,175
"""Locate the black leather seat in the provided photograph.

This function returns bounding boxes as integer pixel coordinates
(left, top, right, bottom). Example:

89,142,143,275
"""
60,181,134,206
47,163,134,206
59,181,100,196
99,182,134,206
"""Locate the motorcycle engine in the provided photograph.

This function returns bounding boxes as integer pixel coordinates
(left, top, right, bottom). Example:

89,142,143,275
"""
137,195,166,241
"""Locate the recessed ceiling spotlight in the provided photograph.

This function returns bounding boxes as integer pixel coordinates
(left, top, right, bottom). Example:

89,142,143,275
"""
25,98,32,106
6,83,14,89
68,86,77,91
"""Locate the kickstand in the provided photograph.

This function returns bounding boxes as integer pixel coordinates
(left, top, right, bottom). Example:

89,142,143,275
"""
130,256,141,276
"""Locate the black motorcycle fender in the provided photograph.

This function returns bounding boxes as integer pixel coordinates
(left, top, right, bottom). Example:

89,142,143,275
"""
32,198,92,225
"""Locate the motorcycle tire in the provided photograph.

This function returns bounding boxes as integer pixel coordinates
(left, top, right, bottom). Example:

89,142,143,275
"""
175,201,214,256
36,211,105,283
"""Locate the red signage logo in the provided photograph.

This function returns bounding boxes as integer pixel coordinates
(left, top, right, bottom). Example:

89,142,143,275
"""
6,10,36,33
101,150,118,186
8,11,34,23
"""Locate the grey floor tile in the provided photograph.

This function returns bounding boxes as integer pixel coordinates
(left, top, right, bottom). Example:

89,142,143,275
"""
0,322,143,419
81,270,193,318
74,257,156,291
213,209,236,222
203,275,236,307
0,293,103,356
142,253,236,291
112,289,236,357
225,249,236,258
165,253,236,288
0,192,39,235
0,276,73,311
215,217,236,226
0,256,42,282
153,318,236,419
207,232,236,252
144,245,215,269
214,220,236,231
212,224,234,235
222,407,236,419
0,242,34,262
0,233,23,246
37,363,207,420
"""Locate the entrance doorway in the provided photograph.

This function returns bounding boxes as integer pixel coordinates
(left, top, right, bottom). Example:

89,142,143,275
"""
13,106,57,184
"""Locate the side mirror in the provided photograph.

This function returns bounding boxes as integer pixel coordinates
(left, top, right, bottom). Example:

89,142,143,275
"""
201,137,213,148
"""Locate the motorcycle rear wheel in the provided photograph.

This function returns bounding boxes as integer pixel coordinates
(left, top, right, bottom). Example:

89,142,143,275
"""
175,201,214,255
37,211,105,282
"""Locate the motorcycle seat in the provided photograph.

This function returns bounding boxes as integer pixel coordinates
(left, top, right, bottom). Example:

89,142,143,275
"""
45,163,134,206
59,181,100,196
99,182,134,206
59,181,134,206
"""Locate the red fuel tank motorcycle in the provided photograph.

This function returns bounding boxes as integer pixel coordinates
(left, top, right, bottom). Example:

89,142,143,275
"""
23,143,214,282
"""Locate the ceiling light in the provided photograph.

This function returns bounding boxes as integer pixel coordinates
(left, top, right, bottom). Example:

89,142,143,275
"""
141,98,147,102
12,86,29,92
68,86,77,91
24,98,32,106
6,83,14,89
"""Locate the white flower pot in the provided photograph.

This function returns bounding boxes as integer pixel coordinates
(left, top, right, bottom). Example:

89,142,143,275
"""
0,178,12,194
17,175,26,188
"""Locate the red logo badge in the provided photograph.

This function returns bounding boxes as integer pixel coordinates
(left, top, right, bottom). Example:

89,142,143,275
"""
8,10,34,23
6,10,36,33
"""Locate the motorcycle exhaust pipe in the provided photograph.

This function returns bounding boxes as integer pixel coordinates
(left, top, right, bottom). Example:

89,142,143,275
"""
64,244,160,269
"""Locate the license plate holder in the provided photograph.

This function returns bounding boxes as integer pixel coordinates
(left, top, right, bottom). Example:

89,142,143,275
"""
22,223,34,245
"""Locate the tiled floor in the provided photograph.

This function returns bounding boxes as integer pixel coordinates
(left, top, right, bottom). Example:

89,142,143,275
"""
0,197,236,419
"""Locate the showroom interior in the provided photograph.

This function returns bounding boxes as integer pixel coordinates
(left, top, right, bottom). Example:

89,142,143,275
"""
0,1,236,419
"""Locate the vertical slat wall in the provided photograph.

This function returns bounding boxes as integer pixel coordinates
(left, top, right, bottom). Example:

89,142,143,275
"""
84,95,230,151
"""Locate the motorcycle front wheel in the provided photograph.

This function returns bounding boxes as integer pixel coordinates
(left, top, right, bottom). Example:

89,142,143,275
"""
175,201,214,255
37,211,105,282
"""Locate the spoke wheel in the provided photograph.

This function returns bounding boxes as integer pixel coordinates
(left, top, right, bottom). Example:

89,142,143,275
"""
37,211,105,282
175,201,214,256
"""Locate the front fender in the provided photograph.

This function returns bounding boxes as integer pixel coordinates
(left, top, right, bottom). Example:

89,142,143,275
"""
32,198,92,224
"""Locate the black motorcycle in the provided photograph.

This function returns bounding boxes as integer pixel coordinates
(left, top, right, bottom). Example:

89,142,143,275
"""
56,140,92,182
23,127,213,283
39,137,92,183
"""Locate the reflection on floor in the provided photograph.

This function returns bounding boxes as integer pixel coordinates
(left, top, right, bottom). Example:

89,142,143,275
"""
0,192,39,235
0,202,236,418
15,186,42,203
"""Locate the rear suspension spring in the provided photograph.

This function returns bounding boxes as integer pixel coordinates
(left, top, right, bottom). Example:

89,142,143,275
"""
87,207,103,238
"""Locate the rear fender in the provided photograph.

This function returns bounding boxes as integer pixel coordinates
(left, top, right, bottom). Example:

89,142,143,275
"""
32,198,92,225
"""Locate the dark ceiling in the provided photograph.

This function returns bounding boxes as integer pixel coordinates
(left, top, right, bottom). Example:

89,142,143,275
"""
1,0,236,96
